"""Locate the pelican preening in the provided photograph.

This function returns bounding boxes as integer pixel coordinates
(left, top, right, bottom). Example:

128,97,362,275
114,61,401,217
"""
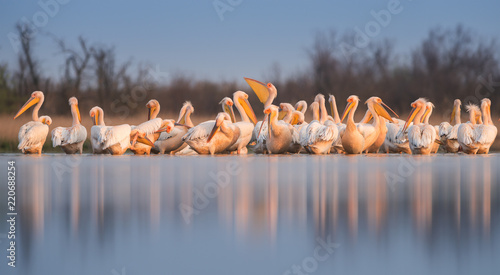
11,86,499,156
51,97,87,154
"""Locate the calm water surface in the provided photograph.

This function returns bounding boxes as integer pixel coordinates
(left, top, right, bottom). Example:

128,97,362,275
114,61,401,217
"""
0,154,499,275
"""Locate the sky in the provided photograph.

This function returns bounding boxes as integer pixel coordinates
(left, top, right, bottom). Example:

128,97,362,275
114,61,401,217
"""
0,0,499,84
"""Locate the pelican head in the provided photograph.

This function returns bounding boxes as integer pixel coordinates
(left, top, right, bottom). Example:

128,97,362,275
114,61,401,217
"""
450,99,462,123
14,91,44,119
421,101,435,123
401,98,427,132
130,129,154,148
39,115,52,125
234,90,258,124
68,97,82,123
290,111,305,125
156,119,176,133
466,104,481,124
365,96,398,123
278,103,294,120
244,77,277,106
341,95,360,122
314,93,325,103
207,112,232,142
219,97,236,123
294,100,307,113
89,106,104,126
178,101,194,125
146,99,160,120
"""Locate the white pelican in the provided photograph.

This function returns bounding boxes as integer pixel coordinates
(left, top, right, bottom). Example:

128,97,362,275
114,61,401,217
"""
183,112,239,155
265,105,293,154
294,100,307,114
301,94,338,154
476,98,497,154
328,94,346,153
288,111,306,154
130,120,172,152
130,99,162,155
244,77,277,142
340,95,395,154
225,91,258,154
439,99,462,153
399,98,437,155
13,91,52,154
89,106,132,155
51,97,87,154
384,117,411,154
420,102,441,153
153,101,194,154
457,104,482,154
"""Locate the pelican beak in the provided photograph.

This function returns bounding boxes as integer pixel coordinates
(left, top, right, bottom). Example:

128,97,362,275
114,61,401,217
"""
290,114,299,125
76,104,82,123
131,132,139,148
257,113,268,139
148,107,152,120
402,106,421,133
329,100,335,118
207,120,222,143
137,135,154,146
450,105,456,123
381,102,399,118
91,114,96,126
421,107,431,123
296,104,303,112
373,102,396,123
278,108,287,120
341,101,354,123
174,122,191,128
239,97,258,125
244,77,269,104
223,104,236,123
14,96,39,119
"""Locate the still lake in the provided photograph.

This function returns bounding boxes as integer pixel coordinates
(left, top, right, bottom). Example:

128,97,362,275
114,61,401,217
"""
0,154,498,274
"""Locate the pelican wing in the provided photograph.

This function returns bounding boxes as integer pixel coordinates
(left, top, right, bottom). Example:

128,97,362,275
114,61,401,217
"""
458,123,476,146
102,124,132,149
439,122,452,138
183,121,215,141
476,125,498,145
18,122,49,150
134,118,162,135
51,125,87,147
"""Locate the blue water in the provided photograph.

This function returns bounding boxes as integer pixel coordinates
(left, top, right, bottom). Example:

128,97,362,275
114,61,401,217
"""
0,154,499,274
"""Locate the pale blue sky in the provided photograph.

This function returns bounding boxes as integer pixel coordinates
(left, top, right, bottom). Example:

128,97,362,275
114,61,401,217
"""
0,0,499,83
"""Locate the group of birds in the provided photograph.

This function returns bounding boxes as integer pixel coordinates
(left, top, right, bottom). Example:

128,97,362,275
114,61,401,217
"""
13,78,498,156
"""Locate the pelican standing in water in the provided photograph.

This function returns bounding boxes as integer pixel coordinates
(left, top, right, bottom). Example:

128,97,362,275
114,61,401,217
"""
244,77,278,142
183,112,238,155
301,94,338,154
439,99,462,153
265,105,293,154
288,111,306,153
153,101,194,154
225,91,258,154
14,91,52,154
329,94,345,153
476,98,497,154
130,99,163,155
51,97,87,154
341,96,395,154
457,104,483,154
400,98,437,155
89,106,132,155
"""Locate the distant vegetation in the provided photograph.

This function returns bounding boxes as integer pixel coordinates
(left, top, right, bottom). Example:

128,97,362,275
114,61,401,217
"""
1,23,499,120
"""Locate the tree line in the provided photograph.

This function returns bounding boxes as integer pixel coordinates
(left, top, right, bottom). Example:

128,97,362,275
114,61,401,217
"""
1,23,499,120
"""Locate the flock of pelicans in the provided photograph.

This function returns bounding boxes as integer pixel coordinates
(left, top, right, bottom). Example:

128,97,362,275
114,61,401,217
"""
12,78,498,156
